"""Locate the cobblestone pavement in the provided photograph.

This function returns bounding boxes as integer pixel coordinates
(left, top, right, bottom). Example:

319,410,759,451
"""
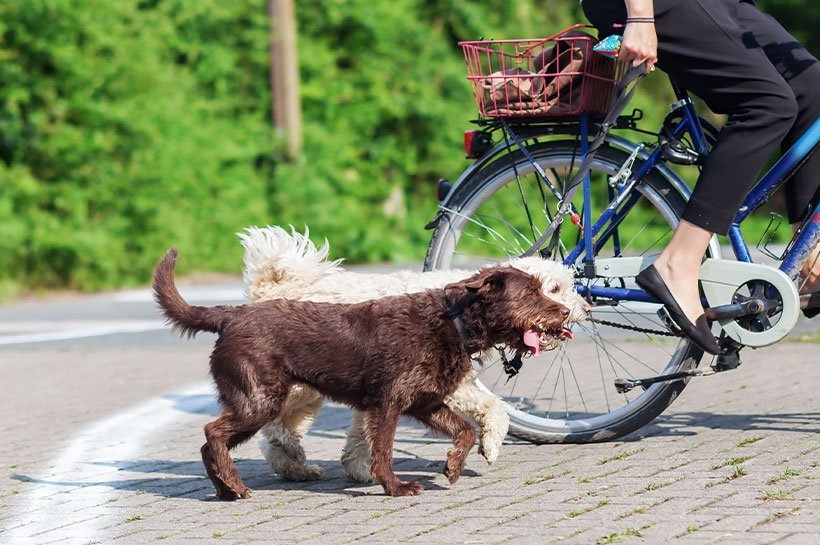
0,284,818,544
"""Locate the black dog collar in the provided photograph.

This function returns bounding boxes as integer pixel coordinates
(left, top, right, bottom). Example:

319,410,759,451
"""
444,294,483,365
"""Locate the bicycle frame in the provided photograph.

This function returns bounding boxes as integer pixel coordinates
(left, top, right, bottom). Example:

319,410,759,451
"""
558,95,820,305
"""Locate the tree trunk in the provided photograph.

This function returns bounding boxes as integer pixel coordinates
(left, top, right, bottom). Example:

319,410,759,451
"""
269,0,301,159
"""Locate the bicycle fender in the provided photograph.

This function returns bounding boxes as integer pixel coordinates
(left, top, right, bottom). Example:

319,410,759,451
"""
425,139,515,229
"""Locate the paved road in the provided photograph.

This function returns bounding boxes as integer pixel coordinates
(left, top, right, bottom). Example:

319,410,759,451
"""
0,269,818,545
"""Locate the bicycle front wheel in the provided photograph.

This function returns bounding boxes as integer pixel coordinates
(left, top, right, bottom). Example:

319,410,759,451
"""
425,141,708,443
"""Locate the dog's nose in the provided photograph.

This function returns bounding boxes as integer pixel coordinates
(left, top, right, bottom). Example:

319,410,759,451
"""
560,306,570,317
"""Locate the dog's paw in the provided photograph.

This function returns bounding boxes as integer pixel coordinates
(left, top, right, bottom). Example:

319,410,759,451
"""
384,480,424,497
344,464,373,483
478,437,501,465
215,481,252,501
443,464,461,485
279,463,324,482
444,449,468,485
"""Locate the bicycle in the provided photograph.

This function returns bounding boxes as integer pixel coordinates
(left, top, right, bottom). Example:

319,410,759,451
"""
422,25,820,444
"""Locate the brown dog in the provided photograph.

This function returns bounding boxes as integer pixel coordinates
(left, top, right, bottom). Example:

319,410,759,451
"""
153,248,570,498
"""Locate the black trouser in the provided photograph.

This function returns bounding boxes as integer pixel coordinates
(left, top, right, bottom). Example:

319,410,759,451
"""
582,0,820,234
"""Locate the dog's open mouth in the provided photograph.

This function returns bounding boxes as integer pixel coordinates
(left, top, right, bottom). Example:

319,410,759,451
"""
523,322,573,357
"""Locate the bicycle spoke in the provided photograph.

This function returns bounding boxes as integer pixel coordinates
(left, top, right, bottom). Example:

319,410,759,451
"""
584,320,631,404
439,205,524,254
515,175,538,241
482,203,536,251
546,349,567,418
565,355,589,414
579,321,663,374
619,210,662,255
530,344,566,404
594,339,611,412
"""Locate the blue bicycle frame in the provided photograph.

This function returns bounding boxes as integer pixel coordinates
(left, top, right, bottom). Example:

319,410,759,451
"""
560,97,820,305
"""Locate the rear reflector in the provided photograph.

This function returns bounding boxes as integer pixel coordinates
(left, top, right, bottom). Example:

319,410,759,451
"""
464,130,492,159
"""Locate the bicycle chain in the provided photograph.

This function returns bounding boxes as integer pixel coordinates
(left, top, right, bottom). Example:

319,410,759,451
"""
587,316,678,337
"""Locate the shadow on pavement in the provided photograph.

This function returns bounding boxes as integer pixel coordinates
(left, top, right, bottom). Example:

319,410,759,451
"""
624,411,820,440
11,455,459,500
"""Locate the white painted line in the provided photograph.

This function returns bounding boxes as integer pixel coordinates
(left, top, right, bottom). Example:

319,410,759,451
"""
4,382,215,544
113,287,245,303
0,320,166,345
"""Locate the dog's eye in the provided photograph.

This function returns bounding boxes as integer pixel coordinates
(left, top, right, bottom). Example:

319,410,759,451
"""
549,284,560,294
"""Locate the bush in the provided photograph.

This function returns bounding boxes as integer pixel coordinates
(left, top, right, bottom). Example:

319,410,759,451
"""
0,0,589,291
1,1,811,294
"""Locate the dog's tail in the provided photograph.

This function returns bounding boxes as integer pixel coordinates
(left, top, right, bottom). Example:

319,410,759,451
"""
237,225,343,302
152,248,223,337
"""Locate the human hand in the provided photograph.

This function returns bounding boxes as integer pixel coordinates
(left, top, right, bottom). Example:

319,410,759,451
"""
620,22,657,73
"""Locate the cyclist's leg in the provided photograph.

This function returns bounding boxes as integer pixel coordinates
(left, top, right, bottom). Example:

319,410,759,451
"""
734,1,820,297
734,0,820,226
583,0,800,233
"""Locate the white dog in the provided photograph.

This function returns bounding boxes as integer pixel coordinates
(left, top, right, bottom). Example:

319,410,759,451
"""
240,226,589,483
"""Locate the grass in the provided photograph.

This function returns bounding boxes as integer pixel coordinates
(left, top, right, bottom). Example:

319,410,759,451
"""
568,500,610,518
126,515,144,523
760,488,795,501
736,436,766,447
597,524,654,545
644,479,679,491
784,331,820,343
686,524,699,533
753,507,800,528
524,469,570,486
599,448,645,465
767,468,801,485
712,455,754,470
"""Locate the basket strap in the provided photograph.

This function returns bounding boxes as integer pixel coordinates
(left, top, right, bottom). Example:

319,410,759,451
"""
522,63,647,258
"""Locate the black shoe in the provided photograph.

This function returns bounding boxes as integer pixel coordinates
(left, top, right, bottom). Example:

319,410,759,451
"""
802,291,820,319
635,264,722,355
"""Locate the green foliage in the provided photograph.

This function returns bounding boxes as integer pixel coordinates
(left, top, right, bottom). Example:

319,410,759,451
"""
0,0,273,291
0,0,814,293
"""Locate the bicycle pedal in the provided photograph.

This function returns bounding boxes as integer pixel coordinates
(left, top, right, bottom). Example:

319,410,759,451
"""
713,337,742,372
656,307,683,336
712,351,741,372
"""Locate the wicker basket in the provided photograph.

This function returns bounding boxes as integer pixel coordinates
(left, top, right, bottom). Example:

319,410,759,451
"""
460,24,622,118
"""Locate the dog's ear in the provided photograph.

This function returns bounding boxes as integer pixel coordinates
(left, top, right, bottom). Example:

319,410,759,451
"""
465,269,507,293
464,277,484,293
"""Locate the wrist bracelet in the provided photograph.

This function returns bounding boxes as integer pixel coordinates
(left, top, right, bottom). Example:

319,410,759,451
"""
626,17,655,23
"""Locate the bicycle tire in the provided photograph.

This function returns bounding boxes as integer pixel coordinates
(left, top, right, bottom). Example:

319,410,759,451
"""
425,141,707,443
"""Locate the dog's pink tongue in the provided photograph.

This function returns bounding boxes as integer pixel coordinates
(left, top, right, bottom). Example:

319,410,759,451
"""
523,329,540,357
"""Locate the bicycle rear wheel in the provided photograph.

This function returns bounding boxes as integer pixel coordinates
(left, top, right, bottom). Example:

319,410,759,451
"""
425,141,710,443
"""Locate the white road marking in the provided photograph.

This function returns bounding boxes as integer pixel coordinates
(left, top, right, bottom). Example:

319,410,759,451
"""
4,382,215,544
0,320,166,345
113,287,245,303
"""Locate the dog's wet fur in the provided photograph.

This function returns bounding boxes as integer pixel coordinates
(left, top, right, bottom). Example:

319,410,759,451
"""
153,247,569,498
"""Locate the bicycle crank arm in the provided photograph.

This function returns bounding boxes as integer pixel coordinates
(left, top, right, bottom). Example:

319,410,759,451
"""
704,299,765,321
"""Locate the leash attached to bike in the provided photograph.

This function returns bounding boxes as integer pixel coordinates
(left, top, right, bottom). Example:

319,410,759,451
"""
520,63,648,259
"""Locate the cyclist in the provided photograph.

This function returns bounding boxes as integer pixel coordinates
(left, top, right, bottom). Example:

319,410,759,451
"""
581,0,820,353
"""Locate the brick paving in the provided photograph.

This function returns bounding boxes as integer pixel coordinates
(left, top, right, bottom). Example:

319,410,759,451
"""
1,337,818,545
